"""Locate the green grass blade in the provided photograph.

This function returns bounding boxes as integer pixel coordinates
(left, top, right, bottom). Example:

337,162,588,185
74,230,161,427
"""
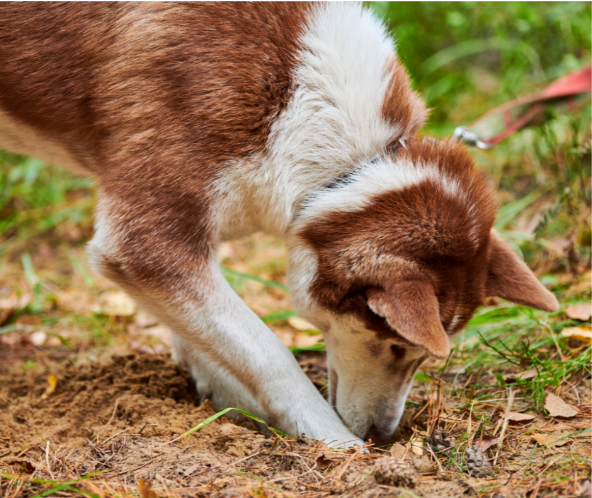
261,310,296,323
221,268,289,292
289,343,326,354
169,407,295,444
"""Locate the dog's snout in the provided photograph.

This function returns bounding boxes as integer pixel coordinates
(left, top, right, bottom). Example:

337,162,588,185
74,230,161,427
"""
365,425,394,447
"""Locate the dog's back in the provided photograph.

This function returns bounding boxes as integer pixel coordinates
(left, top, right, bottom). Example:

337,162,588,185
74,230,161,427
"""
0,3,311,175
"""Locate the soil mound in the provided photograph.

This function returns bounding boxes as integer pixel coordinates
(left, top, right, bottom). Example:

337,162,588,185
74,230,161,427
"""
0,354,477,497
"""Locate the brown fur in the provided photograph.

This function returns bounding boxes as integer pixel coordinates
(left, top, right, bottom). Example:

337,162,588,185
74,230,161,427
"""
0,2,313,291
382,58,429,142
486,231,558,312
300,138,498,347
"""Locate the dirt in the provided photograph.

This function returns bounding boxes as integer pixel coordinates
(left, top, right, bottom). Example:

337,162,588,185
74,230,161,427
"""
0,354,482,498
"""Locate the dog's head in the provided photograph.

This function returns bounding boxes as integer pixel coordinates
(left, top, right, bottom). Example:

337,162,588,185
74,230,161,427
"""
287,137,557,444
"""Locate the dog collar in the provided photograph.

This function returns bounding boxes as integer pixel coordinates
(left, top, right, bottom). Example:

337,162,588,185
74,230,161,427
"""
295,139,406,218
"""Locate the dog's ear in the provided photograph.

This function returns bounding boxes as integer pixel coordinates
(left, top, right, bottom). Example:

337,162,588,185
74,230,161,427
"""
367,281,449,359
486,230,558,312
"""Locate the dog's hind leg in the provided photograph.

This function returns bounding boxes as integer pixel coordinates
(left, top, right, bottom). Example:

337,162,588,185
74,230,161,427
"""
88,196,361,448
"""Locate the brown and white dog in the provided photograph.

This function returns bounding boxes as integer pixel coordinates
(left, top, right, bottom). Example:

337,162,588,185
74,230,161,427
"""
0,3,558,447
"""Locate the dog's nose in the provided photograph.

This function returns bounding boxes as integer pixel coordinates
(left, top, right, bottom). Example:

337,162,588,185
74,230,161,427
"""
365,425,394,447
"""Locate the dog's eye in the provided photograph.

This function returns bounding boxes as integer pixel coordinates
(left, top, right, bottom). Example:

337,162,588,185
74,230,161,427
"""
391,344,406,360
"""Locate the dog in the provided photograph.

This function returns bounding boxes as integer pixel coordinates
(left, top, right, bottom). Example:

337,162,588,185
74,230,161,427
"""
0,3,558,447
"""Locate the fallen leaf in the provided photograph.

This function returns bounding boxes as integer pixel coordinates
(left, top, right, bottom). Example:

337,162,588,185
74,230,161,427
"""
561,326,592,344
138,479,158,498
545,393,579,418
0,307,13,326
287,316,319,331
530,433,570,447
293,332,322,348
99,291,137,317
16,315,42,326
7,460,35,474
183,463,200,476
504,367,537,382
48,375,57,393
315,453,334,469
566,303,592,321
41,374,58,400
577,480,591,497
411,440,424,456
474,434,500,452
506,412,536,424
390,442,406,460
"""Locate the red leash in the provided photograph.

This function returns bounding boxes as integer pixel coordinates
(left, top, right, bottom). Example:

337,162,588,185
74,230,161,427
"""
454,64,591,149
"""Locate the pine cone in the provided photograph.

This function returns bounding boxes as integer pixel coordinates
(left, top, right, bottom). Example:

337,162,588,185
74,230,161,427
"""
373,457,418,488
426,428,456,453
465,445,493,478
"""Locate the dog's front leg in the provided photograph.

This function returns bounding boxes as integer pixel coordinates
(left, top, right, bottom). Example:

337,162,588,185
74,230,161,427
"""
89,215,360,447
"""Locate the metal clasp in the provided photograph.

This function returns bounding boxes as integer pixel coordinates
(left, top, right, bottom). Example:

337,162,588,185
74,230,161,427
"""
453,126,492,150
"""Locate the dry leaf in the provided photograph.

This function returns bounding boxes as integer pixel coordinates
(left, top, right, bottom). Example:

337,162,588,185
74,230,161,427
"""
504,367,537,382
474,434,500,452
99,291,137,317
41,374,58,400
293,332,322,348
7,460,35,474
390,442,406,460
492,405,535,423
0,307,13,327
287,316,319,331
577,480,591,497
561,326,592,344
506,412,536,423
183,463,200,476
315,453,334,469
566,303,592,321
138,479,158,498
530,433,570,447
16,315,42,326
410,440,424,456
48,375,58,393
545,393,579,418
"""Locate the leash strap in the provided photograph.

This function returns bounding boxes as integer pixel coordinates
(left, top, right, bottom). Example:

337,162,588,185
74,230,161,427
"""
454,64,592,149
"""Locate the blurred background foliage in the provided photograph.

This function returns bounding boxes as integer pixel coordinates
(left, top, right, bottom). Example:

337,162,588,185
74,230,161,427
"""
371,1,591,126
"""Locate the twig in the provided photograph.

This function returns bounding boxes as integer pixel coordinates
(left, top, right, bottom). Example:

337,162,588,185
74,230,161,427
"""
493,388,514,467
45,441,54,480
100,428,130,447
14,444,36,459
426,443,445,476
284,452,320,484
96,398,120,443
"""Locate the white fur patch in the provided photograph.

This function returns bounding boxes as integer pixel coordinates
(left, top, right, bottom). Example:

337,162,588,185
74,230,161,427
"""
295,155,482,247
213,2,404,239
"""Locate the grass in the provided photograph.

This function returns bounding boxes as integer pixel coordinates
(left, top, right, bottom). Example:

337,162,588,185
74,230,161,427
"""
0,2,590,497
